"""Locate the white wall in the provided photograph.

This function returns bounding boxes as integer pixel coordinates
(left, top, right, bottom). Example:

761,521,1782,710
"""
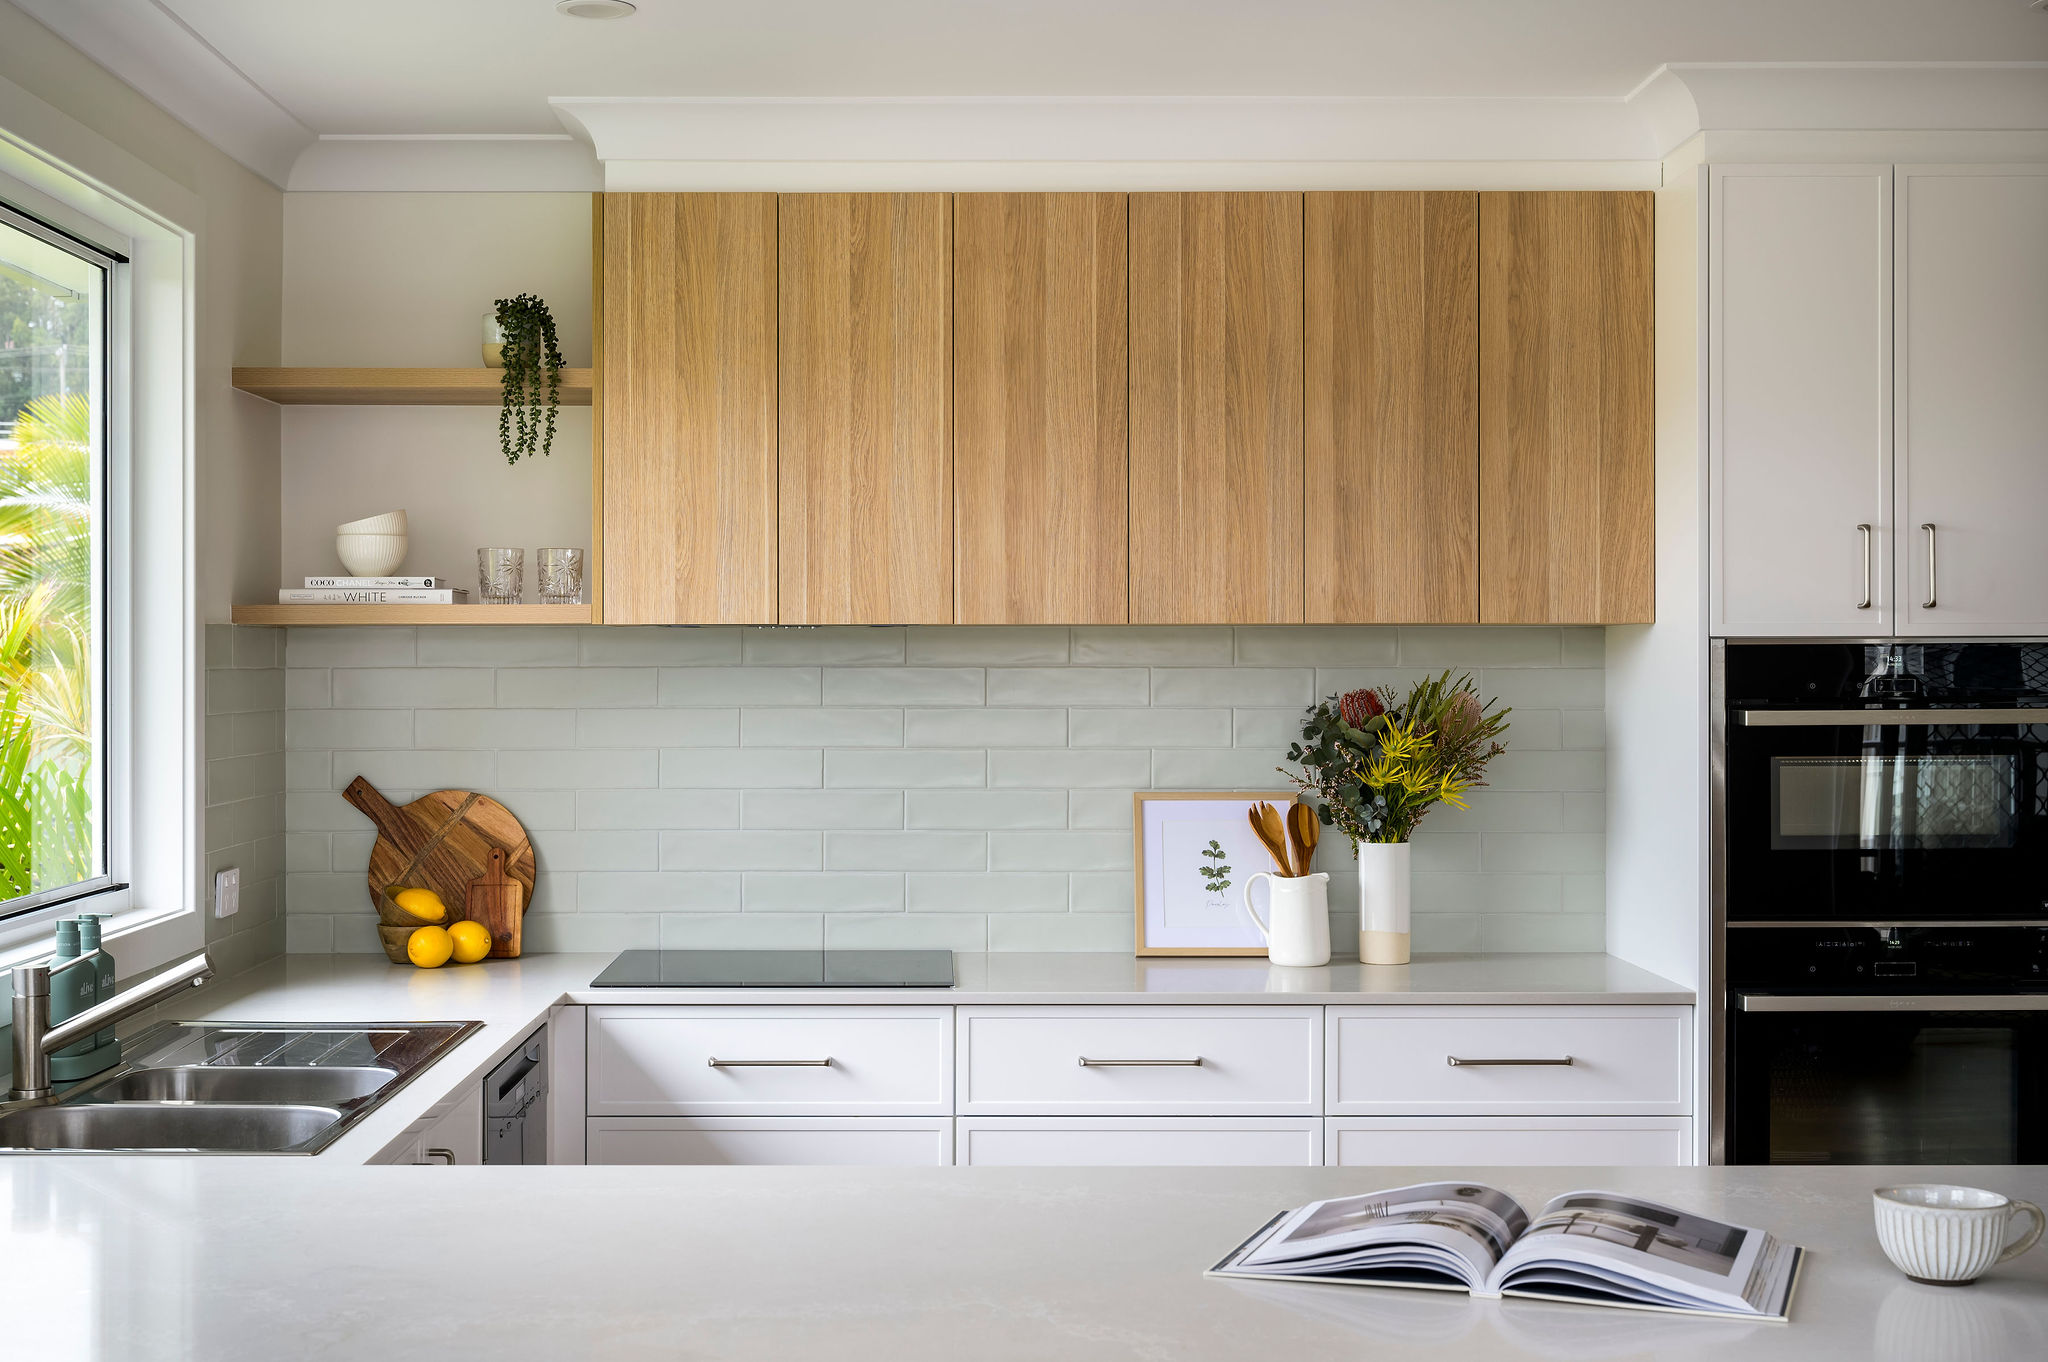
1604,136,1707,993
0,3,284,977
280,192,591,589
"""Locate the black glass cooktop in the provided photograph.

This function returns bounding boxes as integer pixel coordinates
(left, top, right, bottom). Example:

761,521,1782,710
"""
589,949,956,989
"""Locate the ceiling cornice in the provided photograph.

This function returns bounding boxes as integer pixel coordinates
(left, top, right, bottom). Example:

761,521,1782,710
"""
8,2,2045,195
12,0,314,186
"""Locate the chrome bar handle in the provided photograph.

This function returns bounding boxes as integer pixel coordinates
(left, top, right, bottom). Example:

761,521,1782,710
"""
1921,523,1937,609
422,1148,456,1165
1856,524,1873,609
1446,1055,1575,1067
706,1057,833,1068
1077,1057,1204,1067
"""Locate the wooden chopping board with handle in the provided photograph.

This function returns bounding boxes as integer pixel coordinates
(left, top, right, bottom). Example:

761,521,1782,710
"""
343,777,536,958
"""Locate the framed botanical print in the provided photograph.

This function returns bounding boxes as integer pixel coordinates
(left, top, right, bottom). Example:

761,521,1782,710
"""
1132,790,1299,956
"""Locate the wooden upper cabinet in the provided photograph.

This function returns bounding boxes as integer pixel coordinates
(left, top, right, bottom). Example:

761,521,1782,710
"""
1478,191,1654,624
953,193,1129,624
598,193,777,624
1305,192,1478,623
1128,193,1304,624
777,193,953,624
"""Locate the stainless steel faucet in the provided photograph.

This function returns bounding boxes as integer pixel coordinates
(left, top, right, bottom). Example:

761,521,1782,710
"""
9,949,214,1101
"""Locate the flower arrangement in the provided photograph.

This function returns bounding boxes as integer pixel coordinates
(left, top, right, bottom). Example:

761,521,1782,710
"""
1284,671,1510,847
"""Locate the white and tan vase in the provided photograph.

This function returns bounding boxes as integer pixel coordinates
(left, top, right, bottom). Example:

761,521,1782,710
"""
1357,840,1411,965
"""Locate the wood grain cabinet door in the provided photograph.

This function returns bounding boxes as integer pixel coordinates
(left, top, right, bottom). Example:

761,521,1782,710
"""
1478,191,1654,624
1305,191,1478,623
777,193,953,624
953,193,1128,624
1128,192,1304,624
598,193,777,624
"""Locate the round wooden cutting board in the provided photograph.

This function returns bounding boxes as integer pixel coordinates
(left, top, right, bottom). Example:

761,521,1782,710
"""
342,776,536,953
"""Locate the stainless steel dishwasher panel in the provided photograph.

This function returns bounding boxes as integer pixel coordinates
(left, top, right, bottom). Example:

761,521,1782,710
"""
483,1024,548,1165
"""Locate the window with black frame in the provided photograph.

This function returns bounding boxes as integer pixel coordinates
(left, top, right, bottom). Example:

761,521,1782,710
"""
0,205,111,919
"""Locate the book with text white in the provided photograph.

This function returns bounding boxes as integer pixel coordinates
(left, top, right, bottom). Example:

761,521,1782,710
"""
1207,1182,1803,1323
277,588,469,604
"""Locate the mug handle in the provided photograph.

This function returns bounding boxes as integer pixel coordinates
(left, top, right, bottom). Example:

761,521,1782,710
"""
1999,1200,2045,1264
1239,872,1275,945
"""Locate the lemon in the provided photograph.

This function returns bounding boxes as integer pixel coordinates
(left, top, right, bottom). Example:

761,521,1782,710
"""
406,925,454,968
392,887,447,923
447,919,492,964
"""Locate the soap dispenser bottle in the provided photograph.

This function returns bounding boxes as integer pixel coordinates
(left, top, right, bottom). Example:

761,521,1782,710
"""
75,913,122,1071
78,914,117,1042
47,917,102,1083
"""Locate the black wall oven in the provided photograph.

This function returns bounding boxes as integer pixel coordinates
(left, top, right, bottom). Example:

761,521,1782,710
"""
1713,642,2048,1165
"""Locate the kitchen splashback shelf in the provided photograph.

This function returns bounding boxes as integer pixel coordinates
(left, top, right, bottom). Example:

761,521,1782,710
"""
230,603,591,625
232,367,594,406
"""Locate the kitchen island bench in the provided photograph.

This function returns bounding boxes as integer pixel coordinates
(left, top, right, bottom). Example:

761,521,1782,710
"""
3,1161,2040,1361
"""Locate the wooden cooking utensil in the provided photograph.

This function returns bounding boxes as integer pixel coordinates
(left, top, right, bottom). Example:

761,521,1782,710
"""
1284,805,1310,877
1248,803,1293,876
464,847,526,959
343,776,536,963
1290,802,1320,873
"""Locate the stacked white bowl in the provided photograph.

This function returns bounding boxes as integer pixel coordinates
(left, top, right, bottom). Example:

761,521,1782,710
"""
335,510,409,576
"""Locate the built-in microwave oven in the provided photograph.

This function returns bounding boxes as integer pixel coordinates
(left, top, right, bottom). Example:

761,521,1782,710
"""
1716,641,2048,926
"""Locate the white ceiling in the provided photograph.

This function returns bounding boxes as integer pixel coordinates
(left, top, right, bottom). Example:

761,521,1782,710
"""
13,0,2048,185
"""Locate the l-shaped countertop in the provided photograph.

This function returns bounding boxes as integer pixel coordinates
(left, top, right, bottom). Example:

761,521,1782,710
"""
173,950,1695,1164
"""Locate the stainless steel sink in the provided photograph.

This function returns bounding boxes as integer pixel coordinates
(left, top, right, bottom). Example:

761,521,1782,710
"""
0,1102,346,1153
0,1019,481,1155
75,1065,398,1106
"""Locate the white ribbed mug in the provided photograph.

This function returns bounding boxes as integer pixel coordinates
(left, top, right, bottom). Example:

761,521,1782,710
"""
1873,1185,2044,1286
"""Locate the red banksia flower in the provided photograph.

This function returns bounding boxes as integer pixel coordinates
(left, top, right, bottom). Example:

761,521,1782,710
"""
1338,688,1386,728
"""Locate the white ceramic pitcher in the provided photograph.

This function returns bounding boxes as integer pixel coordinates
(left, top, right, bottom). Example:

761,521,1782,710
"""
1240,872,1332,967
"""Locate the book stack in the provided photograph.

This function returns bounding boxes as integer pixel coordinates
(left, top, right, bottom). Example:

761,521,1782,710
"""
278,576,469,604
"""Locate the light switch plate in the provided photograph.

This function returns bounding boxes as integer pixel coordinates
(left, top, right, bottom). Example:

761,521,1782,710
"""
214,866,240,918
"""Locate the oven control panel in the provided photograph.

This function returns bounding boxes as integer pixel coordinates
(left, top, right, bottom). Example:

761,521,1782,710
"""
1727,927,2048,992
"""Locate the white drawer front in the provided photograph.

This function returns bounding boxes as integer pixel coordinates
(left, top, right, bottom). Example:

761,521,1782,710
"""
587,1006,952,1116
958,1118,1322,1167
1327,1006,1692,1116
587,1117,952,1166
1327,1117,1694,1168
958,1007,1321,1115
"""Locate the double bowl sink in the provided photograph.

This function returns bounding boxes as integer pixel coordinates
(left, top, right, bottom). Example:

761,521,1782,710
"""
0,1020,480,1154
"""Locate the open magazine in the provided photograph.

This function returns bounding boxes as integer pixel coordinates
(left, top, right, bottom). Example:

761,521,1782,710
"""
1207,1182,1803,1322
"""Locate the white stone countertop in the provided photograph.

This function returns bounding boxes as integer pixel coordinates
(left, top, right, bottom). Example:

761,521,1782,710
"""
114,949,1691,1161
5,1160,2041,1361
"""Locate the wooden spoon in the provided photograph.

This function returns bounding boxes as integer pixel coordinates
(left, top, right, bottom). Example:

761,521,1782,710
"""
1247,804,1292,875
1284,804,1310,877
1290,802,1320,874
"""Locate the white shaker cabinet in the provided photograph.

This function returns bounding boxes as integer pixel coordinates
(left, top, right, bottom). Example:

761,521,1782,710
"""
1710,165,1892,636
1896,166,2048,635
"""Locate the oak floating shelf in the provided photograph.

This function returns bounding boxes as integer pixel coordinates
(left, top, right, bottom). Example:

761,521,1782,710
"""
230,604,593,626
231,367,594,406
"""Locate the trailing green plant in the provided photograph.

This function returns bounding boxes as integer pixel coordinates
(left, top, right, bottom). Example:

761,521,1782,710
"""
1284,671,1510,846
494,294,563,465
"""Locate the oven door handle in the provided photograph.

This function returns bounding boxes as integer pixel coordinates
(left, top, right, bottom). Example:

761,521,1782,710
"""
1736,993,2048,1012
1740,709,2047,727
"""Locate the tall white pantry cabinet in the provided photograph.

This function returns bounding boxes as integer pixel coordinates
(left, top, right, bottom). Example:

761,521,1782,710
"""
1710,163,2048,638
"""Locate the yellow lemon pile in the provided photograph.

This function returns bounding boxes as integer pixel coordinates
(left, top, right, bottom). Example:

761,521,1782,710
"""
396,886,495,967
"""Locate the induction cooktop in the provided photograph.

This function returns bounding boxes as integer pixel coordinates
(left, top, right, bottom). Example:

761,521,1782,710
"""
588,949,956,989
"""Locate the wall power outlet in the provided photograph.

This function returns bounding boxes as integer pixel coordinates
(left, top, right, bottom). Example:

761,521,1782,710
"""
214,866,240,918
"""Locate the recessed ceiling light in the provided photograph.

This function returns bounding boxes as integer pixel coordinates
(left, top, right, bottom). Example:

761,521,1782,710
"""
557,0,636,17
